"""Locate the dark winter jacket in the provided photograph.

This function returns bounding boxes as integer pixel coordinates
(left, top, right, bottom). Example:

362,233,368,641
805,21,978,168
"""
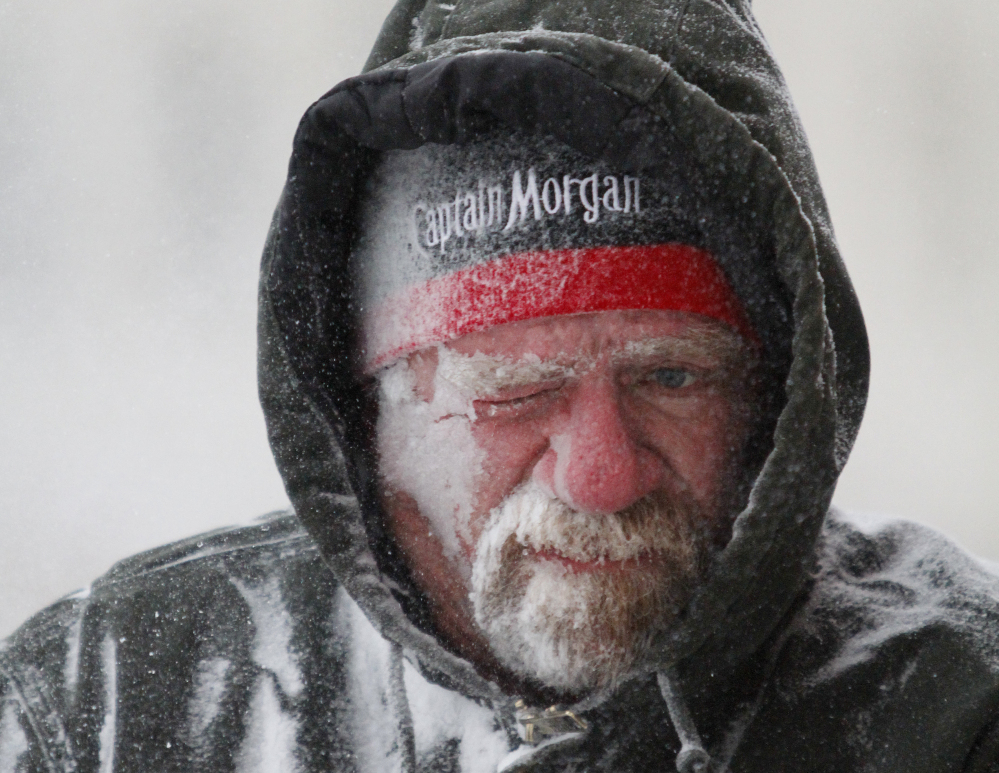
4,0,999,770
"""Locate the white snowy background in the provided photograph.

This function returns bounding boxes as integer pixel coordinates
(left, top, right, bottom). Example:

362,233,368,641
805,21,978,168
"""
1,0,997,637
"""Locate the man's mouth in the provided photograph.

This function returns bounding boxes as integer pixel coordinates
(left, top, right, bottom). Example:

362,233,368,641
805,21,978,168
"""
529,546,656,573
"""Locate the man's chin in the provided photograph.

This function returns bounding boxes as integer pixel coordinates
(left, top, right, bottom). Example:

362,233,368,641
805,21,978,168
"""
473,536,701,695
468,481,713,694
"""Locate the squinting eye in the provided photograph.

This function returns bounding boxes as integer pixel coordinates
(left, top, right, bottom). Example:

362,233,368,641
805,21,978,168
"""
651,368,696,389
475,384,562,417
479,395,535,417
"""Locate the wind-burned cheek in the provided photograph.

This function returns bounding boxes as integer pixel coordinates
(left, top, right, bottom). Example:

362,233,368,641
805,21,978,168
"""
468,421,553,512
626,384,725,427
699,392,752,453
713,382,756,445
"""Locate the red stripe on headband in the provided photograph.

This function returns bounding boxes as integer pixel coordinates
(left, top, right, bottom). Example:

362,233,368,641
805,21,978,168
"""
363,244,754,371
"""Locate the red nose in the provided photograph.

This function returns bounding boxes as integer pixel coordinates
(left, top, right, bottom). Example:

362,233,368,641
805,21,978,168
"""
532,377,662,514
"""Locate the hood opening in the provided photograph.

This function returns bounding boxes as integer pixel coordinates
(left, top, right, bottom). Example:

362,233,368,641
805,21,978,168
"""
260,43,856,699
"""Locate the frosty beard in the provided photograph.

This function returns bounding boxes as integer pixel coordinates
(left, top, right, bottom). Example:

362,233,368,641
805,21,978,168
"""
469,480,711,695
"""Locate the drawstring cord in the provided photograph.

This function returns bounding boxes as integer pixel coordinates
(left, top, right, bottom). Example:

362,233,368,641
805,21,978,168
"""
389,642,418,773
657,669,712,773
388,630,787,773
657,615,796,773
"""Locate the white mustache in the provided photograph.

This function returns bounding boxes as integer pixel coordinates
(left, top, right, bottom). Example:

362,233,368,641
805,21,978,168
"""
475,481,695,568
472,481,694,588
470,479,706,693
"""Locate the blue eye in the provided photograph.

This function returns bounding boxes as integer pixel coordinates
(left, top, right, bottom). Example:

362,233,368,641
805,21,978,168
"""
652,368,695,389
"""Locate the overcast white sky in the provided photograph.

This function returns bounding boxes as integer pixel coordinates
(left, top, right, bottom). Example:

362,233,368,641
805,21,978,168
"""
1,0,997,637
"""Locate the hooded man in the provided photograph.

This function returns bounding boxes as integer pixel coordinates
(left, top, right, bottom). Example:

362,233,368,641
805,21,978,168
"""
3,1,999,772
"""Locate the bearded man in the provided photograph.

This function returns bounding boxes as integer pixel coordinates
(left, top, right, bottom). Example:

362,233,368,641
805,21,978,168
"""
376,307,754,697
357,131,775,710
3,0,999,771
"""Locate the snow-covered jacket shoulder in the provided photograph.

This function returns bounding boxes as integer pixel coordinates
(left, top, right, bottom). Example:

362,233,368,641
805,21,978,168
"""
748,511,999,771
0,512,351,772
0,512,507,773
4,510,999,773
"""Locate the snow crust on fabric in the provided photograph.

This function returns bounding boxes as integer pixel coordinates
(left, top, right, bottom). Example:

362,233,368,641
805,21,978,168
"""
340,589,409,773
401,658,509,772
97,633,117,773
340,587,513,773
186,657,231,743
232,576,305,699
234,674,302,773
61,611,83,706
807,511,999,684
0,701,29,772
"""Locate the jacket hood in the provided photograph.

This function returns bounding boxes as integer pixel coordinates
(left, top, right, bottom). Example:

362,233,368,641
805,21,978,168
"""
257,0,869,703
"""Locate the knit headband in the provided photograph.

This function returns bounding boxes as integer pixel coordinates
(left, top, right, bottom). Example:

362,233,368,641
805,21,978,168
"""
353,132,755,372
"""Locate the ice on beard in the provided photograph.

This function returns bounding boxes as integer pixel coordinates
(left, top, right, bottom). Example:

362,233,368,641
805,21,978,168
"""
469,479,705,692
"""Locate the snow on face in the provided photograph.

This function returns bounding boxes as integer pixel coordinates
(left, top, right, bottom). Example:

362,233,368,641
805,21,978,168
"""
376,312,753,692
376,346,584,569
470,479,712,693
375,348,487,569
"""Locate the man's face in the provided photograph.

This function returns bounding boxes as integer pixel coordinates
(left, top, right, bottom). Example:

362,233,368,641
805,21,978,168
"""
376,309,757,694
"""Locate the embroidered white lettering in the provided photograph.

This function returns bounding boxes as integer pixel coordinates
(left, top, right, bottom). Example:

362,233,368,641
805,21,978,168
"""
541,177,562,215
602,176,623,212
578,172,600,223
463,192,479,232
418,205,439,247
413,169,641,251
504,168,543,230
624,175,640,213
487,185,503,228
562,174,573,214
437,204,453,248
451,194,464,237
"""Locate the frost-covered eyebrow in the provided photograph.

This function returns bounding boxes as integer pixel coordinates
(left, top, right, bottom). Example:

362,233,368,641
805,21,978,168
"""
435,349,573,396
434,326,752,396
618,328,750,369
